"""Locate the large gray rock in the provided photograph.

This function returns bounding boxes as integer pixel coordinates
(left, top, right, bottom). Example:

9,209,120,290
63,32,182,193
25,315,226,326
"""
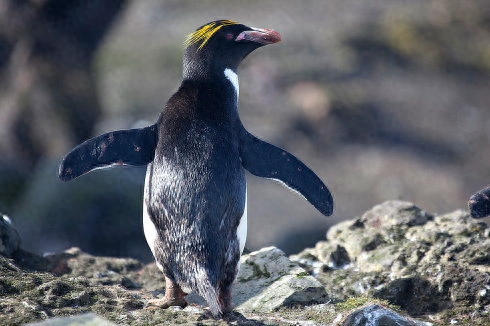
0,214,20,257
234,246,328,312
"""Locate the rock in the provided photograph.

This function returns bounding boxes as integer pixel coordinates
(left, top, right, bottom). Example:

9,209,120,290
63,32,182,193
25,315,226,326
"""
0,214,20,257
293,200,490,323
325,201,432,260
340,304,432,326
234,247,328,312
26,313,116,326
360,200,431,229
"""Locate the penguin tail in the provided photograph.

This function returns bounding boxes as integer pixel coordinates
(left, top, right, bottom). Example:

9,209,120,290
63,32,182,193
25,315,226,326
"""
191,267,221,317
196,277,221,317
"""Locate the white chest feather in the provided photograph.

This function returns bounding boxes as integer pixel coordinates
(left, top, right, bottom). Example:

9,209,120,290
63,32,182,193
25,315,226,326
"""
223,68,246,253
224,68,239,98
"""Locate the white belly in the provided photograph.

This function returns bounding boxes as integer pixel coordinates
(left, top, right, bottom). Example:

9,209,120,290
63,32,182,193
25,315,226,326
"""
142,198,157,256
143,199,164,266
142,167,164,271
237,187,247,255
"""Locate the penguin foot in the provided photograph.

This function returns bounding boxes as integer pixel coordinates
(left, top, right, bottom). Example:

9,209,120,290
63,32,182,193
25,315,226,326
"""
146,276,188,309
146,297,188,309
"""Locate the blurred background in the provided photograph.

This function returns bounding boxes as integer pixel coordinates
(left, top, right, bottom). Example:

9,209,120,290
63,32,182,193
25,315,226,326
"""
1,0,489,262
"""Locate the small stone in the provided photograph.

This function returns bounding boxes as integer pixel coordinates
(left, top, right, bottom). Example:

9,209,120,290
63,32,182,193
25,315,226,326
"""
25,313,116,325
183,305,205,314
341,304,433,326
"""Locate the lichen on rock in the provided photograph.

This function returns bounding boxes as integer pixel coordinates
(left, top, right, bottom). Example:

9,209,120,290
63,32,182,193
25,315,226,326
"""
234,247,328,312
293,200,490,324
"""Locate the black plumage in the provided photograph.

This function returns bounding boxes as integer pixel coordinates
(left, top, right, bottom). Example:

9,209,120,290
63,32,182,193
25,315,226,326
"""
59,20,333,317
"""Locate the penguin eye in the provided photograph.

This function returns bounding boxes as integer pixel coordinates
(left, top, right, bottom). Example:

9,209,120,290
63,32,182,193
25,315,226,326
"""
225,33,234,41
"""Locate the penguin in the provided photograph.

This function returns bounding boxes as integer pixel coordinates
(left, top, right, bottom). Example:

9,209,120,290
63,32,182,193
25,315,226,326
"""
468,186,490,218
59,20,334,317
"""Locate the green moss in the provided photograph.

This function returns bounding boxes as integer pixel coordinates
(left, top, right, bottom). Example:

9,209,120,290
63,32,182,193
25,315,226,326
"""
337,296,401,313
240,261,272,281
272,297,406,325
295,271,309,278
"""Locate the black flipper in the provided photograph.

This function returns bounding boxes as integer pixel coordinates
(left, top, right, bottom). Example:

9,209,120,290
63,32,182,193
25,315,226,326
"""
468,186,490,218
59,124,158,181
239,129,333,216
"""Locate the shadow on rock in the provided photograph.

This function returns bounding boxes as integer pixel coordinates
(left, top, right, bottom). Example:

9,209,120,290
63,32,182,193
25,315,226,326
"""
373,277,450,315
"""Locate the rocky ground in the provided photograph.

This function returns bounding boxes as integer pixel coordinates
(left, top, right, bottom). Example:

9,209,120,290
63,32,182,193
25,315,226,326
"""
1,201,489,325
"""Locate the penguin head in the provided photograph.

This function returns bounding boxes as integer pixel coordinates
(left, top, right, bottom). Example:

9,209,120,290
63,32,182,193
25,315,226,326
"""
183,20,281,79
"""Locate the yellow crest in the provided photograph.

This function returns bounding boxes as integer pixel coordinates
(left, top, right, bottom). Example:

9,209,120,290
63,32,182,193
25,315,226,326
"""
184,20,239,50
